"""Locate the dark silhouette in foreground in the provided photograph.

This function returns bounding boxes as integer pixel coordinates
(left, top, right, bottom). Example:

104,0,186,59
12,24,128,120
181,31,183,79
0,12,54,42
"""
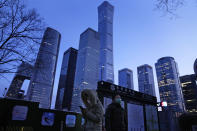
105,94,127,131
80,89,104,131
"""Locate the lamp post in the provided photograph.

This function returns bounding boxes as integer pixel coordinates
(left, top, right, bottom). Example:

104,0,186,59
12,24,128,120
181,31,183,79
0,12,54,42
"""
3,88,7,97
101,65,104,81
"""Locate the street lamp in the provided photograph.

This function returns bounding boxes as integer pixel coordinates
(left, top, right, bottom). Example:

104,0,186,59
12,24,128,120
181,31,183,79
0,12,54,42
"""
101,65,104,81
3,88,7,97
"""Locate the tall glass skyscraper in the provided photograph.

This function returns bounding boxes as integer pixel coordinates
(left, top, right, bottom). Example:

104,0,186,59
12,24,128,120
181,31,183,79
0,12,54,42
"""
98,1,114,83
71,28,100,112
118,68,134,89
55,47,78,111
155,57,184,113
137,64,156,96
180,74,197,113
27,27,61,109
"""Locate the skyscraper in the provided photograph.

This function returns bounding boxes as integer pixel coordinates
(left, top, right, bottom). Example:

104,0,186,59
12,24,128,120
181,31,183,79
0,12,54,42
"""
6,62,33,99
71,28,100,112
137,64,159,131
137,64,156,96
27,27,61,109
118,68,134,89
155,57,184,113
194,58,197,76
55,47,78,111
98,1,114,83
180,74,197,113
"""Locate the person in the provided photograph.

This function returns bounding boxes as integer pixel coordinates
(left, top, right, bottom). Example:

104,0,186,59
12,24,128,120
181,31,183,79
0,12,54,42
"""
80,89,104,131
105,94,127,131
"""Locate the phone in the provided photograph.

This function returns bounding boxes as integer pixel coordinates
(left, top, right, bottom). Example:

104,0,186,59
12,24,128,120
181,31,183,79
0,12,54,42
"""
79,106,83,110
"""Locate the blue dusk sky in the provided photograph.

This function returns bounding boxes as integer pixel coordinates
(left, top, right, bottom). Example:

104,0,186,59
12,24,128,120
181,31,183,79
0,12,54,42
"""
1,0,197,108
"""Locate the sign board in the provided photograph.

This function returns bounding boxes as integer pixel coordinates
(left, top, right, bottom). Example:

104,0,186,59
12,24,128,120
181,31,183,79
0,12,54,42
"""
65,115,76,127
41,112,55,126
12,105,28,121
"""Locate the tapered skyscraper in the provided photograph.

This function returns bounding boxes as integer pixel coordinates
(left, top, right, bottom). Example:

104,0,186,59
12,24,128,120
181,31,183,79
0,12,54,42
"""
137,64,156,96
118,68,134,89
98,1,114,83
155,57,184,113
27,27,61,109
71,28,100,112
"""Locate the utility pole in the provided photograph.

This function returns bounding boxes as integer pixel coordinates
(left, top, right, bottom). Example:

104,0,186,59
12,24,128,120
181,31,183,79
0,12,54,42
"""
3,88,7,97
101,65,104,81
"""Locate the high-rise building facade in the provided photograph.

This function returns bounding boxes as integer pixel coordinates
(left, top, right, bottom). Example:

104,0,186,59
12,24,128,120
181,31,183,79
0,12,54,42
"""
118,68,134,89
55,47,78,111
137,64,159,131
180,74,197,113
137,64,156,96
6,62,33,99
194,58,197,76
27,27,61,109
71,28,100,112
98,1,114,83
155,57,184,112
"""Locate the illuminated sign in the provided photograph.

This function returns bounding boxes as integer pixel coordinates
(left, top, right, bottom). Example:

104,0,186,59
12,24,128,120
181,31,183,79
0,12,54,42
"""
41,112,55,126
12,105,28,121
161,101,167,107
158,107,162,111
65,115,76,127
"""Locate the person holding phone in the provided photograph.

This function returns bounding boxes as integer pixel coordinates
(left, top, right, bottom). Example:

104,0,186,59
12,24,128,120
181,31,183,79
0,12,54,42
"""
80,89,104,131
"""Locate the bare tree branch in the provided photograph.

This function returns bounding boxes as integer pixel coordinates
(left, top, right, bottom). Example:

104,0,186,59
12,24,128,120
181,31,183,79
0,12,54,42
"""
0,0,8,9
156,0,185,15
0,0,45,75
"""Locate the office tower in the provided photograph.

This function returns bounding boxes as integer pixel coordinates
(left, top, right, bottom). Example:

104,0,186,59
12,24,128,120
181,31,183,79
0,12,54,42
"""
27,27,61,109
6,62,33,99
194,58,197,76
155,57,184,113
98,1,114,83
118,68,134,89
55,47,78,111
180,74,197,113
137,64,156,96
71,28,100,112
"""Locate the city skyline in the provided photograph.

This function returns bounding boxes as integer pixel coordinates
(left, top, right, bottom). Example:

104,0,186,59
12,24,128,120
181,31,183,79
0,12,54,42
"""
0,0,197,109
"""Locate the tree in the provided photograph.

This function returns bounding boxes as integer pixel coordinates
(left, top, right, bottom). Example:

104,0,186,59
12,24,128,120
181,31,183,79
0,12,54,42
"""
0,0,45,75
156,0,184,15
